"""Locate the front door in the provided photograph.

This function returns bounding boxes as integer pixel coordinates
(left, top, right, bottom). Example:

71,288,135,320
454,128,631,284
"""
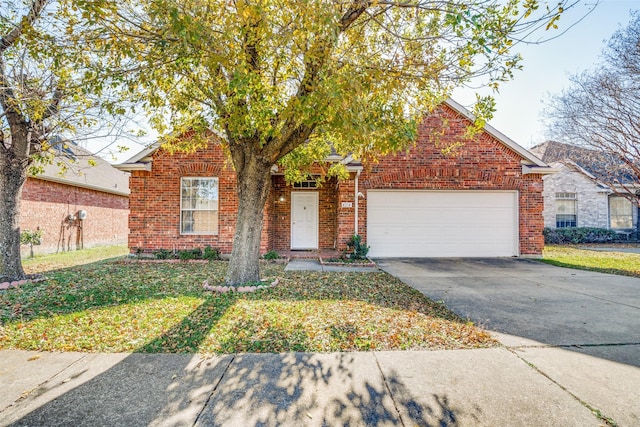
291,192,319,249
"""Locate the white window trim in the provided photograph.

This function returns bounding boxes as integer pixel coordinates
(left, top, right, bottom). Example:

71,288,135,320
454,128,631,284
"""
180,177,219,235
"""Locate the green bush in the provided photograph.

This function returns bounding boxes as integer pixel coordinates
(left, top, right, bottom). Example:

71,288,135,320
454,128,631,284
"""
543,227,618,244
346,235,370,260
262,250,280,260
203,246,221,260
153,249,173,259
178,248,203,260
20,229,43,258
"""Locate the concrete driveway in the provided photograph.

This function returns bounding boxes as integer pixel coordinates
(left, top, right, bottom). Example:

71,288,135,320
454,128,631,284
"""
376,258,640,367
377,258,640,425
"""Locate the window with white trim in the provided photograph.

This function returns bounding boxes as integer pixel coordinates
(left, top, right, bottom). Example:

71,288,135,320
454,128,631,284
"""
556,192,577,228
609,196,633,229
180,177,219,234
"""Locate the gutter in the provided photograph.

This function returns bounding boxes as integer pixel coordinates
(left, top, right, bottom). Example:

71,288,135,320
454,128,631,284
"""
354,169,360,235
114,162,152,172
522,164,560,175
31,175,130,197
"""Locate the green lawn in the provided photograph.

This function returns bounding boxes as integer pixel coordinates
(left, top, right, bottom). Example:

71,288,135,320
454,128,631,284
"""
542,245,640,277
1,249,495,354
22,245,130,274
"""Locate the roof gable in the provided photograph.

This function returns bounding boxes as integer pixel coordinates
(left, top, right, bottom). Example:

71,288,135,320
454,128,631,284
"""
32,139,130,196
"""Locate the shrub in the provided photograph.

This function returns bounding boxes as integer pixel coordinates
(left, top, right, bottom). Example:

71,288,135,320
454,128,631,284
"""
263,250,280,260
20,229,43,258
177,249,198,260
153,249,173,259
543,227,618,244
203,246,221,260
346,235,370,260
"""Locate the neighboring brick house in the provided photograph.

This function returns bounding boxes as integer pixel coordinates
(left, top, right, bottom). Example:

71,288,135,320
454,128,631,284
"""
20,140,130,255
116,99,554,257
530,141,639,233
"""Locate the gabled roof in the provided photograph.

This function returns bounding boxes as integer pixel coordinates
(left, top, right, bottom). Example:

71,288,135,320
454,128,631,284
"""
116,98,554,174
530,141,638,185
33,139,130,196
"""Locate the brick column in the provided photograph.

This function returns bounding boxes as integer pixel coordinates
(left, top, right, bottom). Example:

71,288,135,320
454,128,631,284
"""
520,175,545,256
336,175,355,250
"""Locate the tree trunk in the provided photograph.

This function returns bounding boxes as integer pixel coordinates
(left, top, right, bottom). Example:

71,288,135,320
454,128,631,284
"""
225,159,273,286
0,153,28,282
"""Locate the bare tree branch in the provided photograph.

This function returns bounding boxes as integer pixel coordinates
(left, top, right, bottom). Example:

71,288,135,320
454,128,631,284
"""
545,11,640,199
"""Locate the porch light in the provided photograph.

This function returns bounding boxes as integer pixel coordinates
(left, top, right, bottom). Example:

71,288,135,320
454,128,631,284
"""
278,195,286,202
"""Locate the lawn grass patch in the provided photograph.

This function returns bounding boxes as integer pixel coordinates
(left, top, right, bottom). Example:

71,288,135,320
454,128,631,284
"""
542,245,640,278
22,245,129,274
1,259,495,354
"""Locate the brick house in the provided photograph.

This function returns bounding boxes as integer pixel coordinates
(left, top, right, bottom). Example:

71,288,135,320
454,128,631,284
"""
20,140,130,255
116,99,554,257
531,141,639,233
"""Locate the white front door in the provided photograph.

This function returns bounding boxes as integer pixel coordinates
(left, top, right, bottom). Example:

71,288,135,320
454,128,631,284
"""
291,192,319,249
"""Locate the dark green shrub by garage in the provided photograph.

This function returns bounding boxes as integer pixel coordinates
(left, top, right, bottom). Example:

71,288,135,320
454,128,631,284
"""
543,227,618,244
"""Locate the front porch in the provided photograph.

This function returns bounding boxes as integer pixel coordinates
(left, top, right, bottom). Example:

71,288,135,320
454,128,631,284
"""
265,172,363,254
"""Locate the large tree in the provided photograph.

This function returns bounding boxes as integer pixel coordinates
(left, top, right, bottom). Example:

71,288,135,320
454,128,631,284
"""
0,0,73,281
80,0,570,285
545,11,640,192
0,0,129,282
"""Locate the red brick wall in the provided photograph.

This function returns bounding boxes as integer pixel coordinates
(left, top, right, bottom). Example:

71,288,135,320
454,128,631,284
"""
128,143,241,254
518,177,545,255
20,178,129,255
354,104,545,255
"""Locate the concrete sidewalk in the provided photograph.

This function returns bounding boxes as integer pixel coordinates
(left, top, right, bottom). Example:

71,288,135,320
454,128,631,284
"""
285,258,379,273
2,344,636,426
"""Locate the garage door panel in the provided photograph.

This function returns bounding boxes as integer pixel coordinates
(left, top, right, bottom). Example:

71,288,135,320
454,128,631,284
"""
367,191,518,257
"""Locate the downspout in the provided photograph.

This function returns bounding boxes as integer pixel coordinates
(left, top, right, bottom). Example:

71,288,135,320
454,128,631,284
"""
354,169,361,236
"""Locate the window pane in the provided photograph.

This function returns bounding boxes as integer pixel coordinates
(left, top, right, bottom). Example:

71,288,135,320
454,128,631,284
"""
181,211,194,233
557,199,576,215
191,210,218,232
556,214,577,228
610,197,630,214
610,197,633,229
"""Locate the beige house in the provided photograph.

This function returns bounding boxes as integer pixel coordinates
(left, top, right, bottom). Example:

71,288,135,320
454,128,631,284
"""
531,141,638,233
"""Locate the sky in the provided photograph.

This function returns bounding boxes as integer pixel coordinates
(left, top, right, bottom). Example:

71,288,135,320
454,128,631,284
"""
100,0,637,163
453,0,637,149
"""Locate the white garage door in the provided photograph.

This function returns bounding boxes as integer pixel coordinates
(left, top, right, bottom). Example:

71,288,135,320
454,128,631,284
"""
367,191,518,257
